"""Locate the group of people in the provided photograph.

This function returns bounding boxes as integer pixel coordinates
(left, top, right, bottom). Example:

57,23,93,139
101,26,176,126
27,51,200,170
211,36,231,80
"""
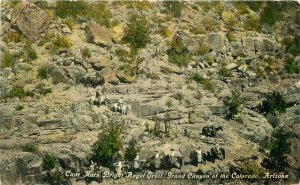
89,89,126,112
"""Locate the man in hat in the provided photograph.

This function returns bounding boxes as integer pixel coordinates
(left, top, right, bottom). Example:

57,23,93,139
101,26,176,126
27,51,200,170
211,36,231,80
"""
133,152,140,171
196,146,203,165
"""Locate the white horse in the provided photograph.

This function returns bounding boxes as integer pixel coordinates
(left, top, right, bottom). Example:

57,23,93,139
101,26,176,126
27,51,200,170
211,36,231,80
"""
112,103,131,115
89,95,109,107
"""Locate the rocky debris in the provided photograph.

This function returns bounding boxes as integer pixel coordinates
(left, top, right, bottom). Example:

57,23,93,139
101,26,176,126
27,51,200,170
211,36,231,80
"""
11,0,49,41
90,57,112,71
116,70,137,83
99,67,119,85
85,23,113,46
49,65,86,85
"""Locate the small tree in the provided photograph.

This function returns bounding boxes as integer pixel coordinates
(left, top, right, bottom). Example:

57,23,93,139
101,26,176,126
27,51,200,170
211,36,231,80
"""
167,36,190,67
262,127,294,172
125,138,140,162
43,154,56,171
223,92,243,119
260,91,286,115
122,14,150,52
91,124,123,169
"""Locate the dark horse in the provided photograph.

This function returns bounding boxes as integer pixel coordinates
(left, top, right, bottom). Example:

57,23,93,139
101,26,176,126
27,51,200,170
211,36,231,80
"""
202,126,223,137
202,148,225,163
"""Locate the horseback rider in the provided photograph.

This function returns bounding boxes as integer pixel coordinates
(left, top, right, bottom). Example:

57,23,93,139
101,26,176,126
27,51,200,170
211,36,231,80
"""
96,90,101,106
133,152,140,170
196,146,203,164
118,97,124,110
215,142,221,154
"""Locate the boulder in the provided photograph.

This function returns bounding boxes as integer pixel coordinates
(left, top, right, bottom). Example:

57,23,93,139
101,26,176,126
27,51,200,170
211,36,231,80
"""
226,63,238,70
11,1,49,41
85,23,113,46
49,65,86,85
99,67,119,85
206,33,228,51
90,57,112,71
116,70,136,83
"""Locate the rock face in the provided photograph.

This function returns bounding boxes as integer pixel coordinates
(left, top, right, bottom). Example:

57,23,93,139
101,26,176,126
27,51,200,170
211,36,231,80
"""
206,33,228,51
99,67,119,85
11,1,49,41
85,23,113,46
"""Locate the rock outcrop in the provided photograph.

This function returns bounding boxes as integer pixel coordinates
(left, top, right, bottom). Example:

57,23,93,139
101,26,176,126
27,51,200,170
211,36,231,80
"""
11,1,49,41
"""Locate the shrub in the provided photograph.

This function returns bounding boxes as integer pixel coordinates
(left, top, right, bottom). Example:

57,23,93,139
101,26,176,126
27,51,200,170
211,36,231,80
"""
243,14,260,31
3,32,24,43
55,1,111,28
246,1,263,12
38,32,56,46
24,42,38,61
260,91,286,115
35,84,52,96
259,2,286,26
81,47,91,59
198,41,209,55
122,14,150,52
5,86,33,99
127,1,152,10
15,104,24,111
219,67,233,77
43,154,56,171
1,50,14,68
125,138,140,162
233,2,249,16
194,90,203,100
284,56,300,74
163,1,185,18
38,66,49,79
262,127,294,172
196,2,212,13
48,34,72,54
62,17,76,31
165,99,174,109
91,124,123,169
223,92,243,119
264,58,278,73
173,92,184,101
22,144,38,153
159,25,172,38
202,17,218,32
167,36,191,67
115,48,130,61
191,73,214,92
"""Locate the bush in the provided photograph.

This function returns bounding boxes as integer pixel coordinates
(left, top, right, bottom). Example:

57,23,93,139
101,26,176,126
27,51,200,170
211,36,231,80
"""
262,127,294,172
38,32,56,46
91,124,123,169
158,25,172,38
191,73,214,92
81,47,91,59
5,86,33,99
62,17,76,31
233,2,249,16
194,90,203,100
122,14,150,52
223,92,243,119
198,41,209,55
243,14,260,31
173,92,184,101
259,2,286,26
43,154,56,171
202,17,218,32
219,66,233,77
260,91,286,115
3,32,24,43
165,99,174,109
35,84,52,96
49,34,72,54
15,104,24,111
55,1,111,28
24,42,38,61
22,144,38,153
167,36,191,67
38,66,49,79
246,1,263,12
125,138,140,162
284,56,300,74
1,50,14,68
163,1,185,18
